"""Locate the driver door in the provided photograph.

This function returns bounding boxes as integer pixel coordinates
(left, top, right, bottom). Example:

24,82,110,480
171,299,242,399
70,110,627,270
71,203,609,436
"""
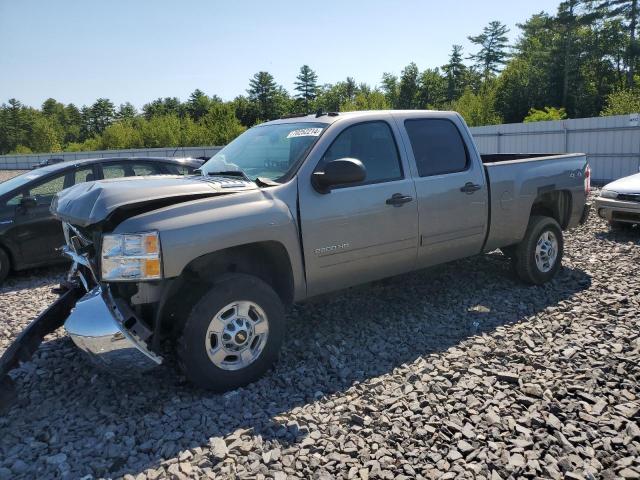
298,120,419,297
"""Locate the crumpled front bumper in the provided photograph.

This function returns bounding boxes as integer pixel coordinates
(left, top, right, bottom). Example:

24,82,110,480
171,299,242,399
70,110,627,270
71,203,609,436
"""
64,286,162,371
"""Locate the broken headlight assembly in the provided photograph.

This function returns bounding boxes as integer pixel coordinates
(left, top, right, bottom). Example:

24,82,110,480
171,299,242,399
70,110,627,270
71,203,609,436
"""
101,231,162,281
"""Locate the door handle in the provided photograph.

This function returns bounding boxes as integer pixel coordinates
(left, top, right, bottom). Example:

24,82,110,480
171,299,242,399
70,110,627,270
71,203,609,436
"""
386,193,413,206
460,182,481,194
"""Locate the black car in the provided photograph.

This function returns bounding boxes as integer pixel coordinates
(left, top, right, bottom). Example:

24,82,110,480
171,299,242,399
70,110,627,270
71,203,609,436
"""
0,156,202,283
31,157,65,169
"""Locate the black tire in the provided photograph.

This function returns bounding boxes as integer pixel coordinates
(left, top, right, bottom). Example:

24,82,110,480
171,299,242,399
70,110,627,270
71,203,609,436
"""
512,216,564,285
177,273,285,391
609,220,631,231
0,248,9,285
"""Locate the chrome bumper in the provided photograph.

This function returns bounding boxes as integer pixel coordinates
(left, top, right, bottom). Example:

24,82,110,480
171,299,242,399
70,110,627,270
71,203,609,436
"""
64,287,162,372
594,197,640,224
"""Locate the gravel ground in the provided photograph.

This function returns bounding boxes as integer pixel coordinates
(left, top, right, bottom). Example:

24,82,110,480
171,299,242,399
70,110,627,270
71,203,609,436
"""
0,170,25,182
0,196,638,480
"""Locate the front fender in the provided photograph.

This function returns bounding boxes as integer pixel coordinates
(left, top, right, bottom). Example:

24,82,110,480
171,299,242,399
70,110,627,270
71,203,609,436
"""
113,185,306,300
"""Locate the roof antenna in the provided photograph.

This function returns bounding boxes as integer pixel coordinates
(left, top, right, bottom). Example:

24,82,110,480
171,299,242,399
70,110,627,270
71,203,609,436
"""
315,109,325,118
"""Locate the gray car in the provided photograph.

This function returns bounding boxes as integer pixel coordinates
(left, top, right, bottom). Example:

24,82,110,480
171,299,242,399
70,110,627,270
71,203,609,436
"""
0,110,591,397
594,172,640,228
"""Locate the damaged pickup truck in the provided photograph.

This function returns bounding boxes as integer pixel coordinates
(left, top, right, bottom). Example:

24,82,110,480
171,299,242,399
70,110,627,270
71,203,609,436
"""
0,110,591,398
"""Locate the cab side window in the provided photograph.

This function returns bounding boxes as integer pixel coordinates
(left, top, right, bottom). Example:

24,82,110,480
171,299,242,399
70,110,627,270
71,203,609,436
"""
320,121,402,185
404,119,469,177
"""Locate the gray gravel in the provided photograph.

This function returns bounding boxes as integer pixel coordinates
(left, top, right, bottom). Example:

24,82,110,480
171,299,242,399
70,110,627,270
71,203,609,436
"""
0,197,639,480
0,170,25,183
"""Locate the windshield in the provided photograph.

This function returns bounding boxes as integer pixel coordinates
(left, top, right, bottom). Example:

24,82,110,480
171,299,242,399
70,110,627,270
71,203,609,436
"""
0,170,46,197
201,122,327,182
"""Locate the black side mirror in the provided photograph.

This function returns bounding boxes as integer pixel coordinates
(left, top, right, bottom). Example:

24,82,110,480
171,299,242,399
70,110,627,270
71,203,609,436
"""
19,196,37,209
312,158,366,193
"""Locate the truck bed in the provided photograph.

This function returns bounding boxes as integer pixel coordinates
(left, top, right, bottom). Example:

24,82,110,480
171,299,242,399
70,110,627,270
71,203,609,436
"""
481,153,588,252
481,153,572,164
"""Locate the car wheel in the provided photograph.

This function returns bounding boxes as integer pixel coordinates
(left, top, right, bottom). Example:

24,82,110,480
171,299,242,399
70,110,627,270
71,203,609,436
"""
177,273,285,391
609,220,631,230
0,248,9,285
513,216,564,285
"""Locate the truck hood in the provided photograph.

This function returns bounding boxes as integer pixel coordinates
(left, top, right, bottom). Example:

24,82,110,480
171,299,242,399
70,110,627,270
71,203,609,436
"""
52,174,258,227
604,172,640,194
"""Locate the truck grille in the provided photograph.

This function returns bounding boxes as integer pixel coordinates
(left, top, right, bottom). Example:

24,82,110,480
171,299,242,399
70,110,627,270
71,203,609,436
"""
617,193,640,203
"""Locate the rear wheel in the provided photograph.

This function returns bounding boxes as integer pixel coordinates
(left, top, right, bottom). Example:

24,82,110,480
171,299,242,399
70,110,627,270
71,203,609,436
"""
0,248,9,285
512,216,564,285
177,273,285,391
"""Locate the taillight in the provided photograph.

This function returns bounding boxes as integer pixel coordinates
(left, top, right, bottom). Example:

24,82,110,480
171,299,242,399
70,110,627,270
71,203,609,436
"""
584,164,591,195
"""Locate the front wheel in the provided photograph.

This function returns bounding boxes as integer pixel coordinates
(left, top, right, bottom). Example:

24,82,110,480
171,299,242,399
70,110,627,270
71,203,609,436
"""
0,248,9,285
512,216,564,285
177,273,285,391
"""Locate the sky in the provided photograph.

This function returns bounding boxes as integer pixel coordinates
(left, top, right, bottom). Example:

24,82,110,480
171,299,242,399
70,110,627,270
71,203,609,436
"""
0,0,562,109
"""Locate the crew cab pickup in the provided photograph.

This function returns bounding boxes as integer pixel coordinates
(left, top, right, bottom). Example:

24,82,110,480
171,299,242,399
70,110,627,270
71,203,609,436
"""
0,110,591,395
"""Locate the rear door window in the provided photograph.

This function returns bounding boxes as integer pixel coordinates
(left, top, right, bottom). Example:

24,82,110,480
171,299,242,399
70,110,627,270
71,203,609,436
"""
101,162,161,179
131,163,160,176
404,119,468,177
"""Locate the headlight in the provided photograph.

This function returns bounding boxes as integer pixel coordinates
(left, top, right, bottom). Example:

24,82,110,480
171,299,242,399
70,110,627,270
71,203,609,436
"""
101,231,162,281
599,189,618,199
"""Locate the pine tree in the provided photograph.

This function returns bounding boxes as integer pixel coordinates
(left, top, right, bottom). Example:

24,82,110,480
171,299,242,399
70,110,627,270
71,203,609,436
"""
598,0,639,86
398,62,420,109
247,71,279,120
442,45,468,101
380,73,399,108
294,65,319,113
468,21,511,77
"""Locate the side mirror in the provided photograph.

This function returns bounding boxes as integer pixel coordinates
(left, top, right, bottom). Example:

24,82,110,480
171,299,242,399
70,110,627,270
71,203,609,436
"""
19,196,37,209
312,158,366,193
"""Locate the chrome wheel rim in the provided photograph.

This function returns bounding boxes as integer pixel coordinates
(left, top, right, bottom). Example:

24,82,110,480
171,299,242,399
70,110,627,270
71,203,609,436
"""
205,301,269,371
535,230,558,273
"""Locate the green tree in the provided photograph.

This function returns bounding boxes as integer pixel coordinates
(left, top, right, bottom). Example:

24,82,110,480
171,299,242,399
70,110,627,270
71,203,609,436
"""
247,71,280,121
418,68,447,108
442,45,468,101
341,89,390,111
380,72,399,108
451,85,502,126
63,103,83,143
468,21,511,77
142,97,184,119
598,0,639,86
601,87,640,113
138,115,183,147
30,115,62,152
186,89,218,121
232,95,260,126
524,106,568,122
398,62,420,109
1,99,29,153
116,102,137,120
294,65,319,113
88,98,115,135
198,103,246,145
100,120,144,149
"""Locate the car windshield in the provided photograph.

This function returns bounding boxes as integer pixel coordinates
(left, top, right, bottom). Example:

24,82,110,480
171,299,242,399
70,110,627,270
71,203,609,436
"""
0,170,46,197
200,122,327,182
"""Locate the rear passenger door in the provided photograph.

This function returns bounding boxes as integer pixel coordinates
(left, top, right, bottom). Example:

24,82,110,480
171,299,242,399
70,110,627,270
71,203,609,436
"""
398,115,488,268
299,120,419,297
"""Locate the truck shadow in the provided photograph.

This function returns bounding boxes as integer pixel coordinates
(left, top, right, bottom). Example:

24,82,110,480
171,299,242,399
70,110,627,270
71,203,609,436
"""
594,225,640,244
0,252,591,479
